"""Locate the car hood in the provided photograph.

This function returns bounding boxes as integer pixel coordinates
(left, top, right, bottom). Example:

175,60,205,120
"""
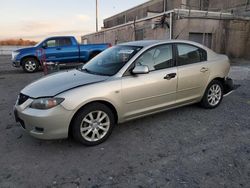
16,46,36,53
21,69,109,98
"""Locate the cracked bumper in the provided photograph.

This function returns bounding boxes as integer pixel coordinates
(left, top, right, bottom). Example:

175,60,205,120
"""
12,60,21,67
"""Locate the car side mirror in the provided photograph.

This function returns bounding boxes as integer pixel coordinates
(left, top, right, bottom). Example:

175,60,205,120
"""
132,65,149,74
42,43,47,49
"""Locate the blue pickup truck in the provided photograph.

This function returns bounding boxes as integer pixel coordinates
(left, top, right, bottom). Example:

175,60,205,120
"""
12,36,111,73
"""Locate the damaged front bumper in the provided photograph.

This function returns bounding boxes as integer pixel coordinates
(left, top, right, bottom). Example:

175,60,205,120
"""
12,60,21,67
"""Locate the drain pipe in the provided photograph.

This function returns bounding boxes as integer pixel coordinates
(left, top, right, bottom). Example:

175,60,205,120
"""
169,12,173,39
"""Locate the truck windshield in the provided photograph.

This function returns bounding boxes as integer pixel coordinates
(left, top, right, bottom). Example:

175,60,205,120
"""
81,45,142,76
34,40,43,47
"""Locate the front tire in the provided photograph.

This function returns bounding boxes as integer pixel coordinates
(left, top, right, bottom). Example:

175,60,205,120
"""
200,80,224,109
22,57,39,73
72,103,115,146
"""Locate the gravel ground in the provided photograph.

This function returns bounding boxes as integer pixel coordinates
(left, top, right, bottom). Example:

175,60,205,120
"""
0,55,250,188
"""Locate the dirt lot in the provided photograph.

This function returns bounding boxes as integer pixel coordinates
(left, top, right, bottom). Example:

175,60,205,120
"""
0,55,250,188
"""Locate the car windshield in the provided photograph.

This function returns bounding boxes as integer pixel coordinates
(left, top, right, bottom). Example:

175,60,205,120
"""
81,45,142,76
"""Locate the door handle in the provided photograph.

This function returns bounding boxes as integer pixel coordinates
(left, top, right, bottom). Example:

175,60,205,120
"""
200,67,208,73
164,73,176,80
56,47,61,50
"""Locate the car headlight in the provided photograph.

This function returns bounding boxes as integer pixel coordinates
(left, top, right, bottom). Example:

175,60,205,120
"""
30,98,64,110
12,51,20,60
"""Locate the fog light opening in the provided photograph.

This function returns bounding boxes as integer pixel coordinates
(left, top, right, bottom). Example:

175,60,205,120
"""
34,127,44,132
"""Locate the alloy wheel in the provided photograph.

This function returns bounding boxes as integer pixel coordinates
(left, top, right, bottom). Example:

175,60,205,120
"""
207,84,222,106
80,110,110,142
25,60,37,72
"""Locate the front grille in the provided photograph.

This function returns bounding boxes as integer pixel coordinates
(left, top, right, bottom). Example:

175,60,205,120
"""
18,93,29,105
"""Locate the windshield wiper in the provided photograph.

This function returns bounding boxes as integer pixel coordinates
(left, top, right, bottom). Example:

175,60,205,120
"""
81,68,96,75
81,68,111,76
80,68,112,76
96,72,112,76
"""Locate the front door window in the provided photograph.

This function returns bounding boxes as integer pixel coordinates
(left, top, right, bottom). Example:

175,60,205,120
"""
135,44,174,71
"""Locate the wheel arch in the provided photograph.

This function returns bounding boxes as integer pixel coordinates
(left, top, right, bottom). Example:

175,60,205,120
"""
200,77,225,108
20,55,40,66
212,77,225,84
202,76,225,98
68,100,118,138
209,77,226,90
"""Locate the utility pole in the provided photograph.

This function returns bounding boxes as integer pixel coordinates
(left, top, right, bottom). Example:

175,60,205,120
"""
96,0,98,32
163,0,166,12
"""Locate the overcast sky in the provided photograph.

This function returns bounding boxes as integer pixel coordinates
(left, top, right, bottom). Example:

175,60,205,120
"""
0,0,147,41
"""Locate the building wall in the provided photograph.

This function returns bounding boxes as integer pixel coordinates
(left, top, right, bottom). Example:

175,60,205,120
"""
166,0,182,9
103,0,188,28
103,0,217,29
173,18,223,55
181,0,204,9
175,18,250,58
82,16,250,59
208,0,248,10
207,0,250,16
224,20,250,58
103,0,250,28
104,0,165,28
179,0,249,11
84,15,170,44
82,0,250,59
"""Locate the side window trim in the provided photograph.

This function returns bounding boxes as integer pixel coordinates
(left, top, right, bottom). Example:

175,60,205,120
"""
45,38,73,48
123,43,176,77
173,43,178,67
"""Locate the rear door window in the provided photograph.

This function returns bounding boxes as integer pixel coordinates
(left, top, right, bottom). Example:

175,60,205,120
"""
177,44,207,66
58,38,72,46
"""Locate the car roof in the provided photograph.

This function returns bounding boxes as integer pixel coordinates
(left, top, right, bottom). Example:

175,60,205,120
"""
45,36,74,40
118,40,162,47
118,39,216,55
119,39,207,49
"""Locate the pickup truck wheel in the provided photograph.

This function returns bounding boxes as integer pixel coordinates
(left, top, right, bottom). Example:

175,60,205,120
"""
22,58,39,73
72,103,115,146
200,80,223,109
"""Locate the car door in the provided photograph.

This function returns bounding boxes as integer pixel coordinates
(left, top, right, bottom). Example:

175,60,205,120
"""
44,38,79,63
175,43,210,104
43,38,58,62
55,37,79,63
121,44,177,120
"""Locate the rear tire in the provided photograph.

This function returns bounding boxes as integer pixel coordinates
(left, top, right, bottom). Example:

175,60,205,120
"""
22,57,39,73
72,103,115,146
200,80,224,109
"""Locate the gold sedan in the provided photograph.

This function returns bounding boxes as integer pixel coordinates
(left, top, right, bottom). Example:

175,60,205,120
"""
14,40,233,145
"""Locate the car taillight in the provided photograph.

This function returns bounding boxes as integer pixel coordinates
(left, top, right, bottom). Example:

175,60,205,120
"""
108,43,112,48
